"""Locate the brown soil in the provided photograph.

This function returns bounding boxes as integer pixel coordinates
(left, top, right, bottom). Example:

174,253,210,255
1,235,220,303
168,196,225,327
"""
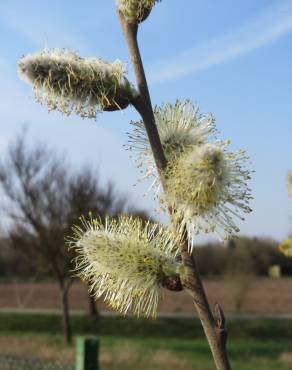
0,277,291,314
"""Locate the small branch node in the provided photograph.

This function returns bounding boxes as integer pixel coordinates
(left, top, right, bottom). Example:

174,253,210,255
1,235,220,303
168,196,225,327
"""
161,274,183,292
213,302,226,330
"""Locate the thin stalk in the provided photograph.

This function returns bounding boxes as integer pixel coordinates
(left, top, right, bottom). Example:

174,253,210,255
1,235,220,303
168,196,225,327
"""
118,18,167,175
119,11,231,370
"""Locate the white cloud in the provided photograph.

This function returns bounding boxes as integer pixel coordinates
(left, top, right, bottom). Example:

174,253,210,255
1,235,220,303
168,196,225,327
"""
149,1,292,84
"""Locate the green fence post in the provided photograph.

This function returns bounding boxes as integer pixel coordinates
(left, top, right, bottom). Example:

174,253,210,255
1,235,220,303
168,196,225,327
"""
75,336,100,370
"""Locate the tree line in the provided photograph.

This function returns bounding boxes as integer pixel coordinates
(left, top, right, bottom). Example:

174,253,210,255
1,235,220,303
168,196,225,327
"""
196,236,292,277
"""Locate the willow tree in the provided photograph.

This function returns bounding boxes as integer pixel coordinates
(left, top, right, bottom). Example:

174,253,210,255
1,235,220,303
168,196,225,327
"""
17,1,252,369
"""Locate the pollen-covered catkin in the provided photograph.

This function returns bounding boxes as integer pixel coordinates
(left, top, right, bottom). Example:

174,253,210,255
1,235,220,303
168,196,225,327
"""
128,101,252,242
117,0,161,23
164,142,252,244
18,49,131,118
128,100,216,187
68,215,181,318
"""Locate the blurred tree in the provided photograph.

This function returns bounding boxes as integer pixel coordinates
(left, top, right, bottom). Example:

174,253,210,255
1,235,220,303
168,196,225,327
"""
195,244,228,277
0,132,144,343
224,240,256,312
0,237,38,278
195,237,292,277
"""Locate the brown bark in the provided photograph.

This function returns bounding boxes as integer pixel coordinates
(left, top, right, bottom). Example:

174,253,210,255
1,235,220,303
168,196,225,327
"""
60,280,73,345
88,295,99,317
118,11,231,370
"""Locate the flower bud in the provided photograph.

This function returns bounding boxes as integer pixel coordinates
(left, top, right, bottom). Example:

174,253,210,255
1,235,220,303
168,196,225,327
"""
117,0,161,24
18,49,132,118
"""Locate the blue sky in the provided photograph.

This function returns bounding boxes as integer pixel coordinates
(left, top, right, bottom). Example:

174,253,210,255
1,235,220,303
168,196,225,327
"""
0,0,292,241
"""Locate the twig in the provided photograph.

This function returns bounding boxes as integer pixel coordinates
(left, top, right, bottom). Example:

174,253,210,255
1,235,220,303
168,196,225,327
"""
118,10,232,370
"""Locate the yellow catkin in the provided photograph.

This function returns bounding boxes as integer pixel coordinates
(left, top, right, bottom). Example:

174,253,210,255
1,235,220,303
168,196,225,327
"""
163,142,252,244
128,100,216,189
117,0,161,22
279,237,292,257
68,215,181,318
18,49,131,118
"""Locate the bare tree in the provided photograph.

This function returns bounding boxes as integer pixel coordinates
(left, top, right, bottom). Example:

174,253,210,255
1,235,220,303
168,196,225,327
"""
0,132,135,343
66,168,129,318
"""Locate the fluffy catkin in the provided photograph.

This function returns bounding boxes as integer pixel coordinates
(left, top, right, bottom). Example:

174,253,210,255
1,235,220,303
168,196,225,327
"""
127,100,216,188
128,101,252,241
164,142,252,244
117,0,161,23
68,215,181,318
18,49,131,118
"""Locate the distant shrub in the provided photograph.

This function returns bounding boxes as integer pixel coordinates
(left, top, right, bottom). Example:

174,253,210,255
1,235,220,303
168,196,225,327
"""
196,236,292,277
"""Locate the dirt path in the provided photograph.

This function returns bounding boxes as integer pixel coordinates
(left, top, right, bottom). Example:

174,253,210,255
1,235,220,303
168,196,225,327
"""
0,278,292,314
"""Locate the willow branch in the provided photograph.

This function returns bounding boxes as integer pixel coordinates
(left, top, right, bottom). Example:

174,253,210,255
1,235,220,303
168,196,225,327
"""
118,10,231,370
118,14,167,175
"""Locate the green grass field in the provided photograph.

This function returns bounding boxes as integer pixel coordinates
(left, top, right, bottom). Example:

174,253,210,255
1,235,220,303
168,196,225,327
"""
2,312,292,340
1,313,292,369
1,333,292,370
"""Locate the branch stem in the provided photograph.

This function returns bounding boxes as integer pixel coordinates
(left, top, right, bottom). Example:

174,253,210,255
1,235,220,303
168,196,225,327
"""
119,16,167,174
119,11,231,370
